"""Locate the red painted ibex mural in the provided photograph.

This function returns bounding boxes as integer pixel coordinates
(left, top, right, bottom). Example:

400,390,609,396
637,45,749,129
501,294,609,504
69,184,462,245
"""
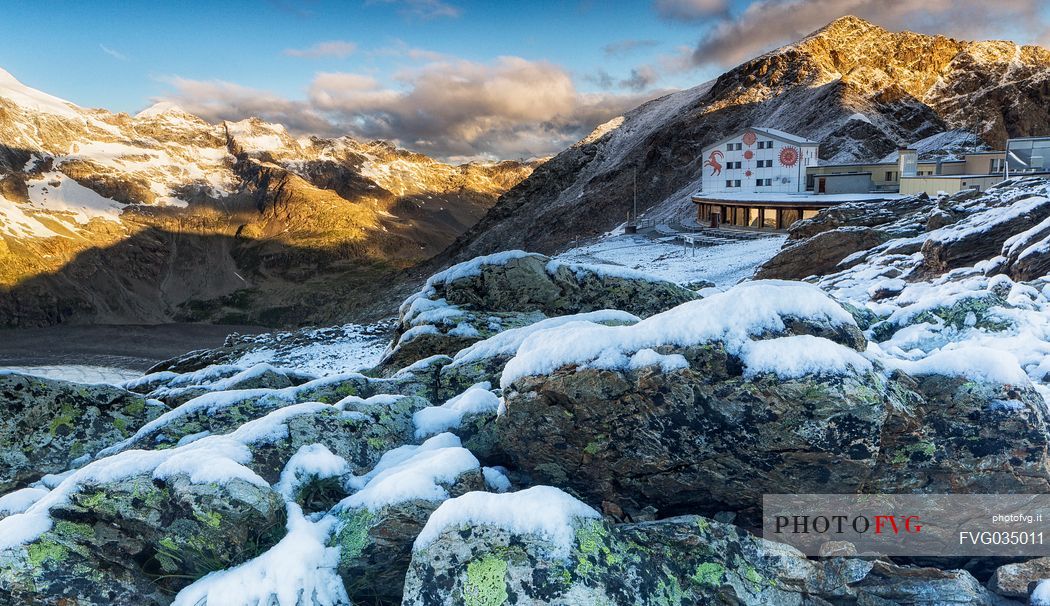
704,150,723,176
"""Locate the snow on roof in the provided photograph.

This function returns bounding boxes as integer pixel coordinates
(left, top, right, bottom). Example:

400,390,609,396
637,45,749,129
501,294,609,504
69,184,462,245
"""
413,485,600,559
695,192,902,204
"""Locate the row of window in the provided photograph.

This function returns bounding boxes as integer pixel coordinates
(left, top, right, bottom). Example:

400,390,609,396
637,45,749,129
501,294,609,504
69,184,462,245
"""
725,178,775,188
722,160,772,170
697,203,820,229
726,140,775,151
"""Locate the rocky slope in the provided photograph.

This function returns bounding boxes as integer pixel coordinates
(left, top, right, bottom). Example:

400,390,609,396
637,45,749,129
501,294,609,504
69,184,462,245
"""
0,69,536,327
437,15,1050,262
3,177,1050,604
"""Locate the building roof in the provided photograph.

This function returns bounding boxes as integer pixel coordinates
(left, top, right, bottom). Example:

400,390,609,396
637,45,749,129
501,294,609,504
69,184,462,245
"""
702,127,819,153
1007,136,1050,144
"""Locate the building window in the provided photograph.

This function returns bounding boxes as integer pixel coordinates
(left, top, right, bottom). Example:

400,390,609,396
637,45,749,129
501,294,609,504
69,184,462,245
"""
733,180,741,187
763,208,778,229
885,171,892,181
756,178,772,186
726,179,734,188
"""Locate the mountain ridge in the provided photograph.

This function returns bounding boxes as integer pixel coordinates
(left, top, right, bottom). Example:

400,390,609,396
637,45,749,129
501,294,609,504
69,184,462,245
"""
433,15,1050,264
0,69,538,327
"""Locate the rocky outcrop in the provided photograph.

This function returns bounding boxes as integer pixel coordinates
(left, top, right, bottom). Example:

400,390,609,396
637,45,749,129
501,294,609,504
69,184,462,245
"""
375,251,692,373
0,473,287,604
922,192,1050,275
402,487,1009,606
0,373,166,492
755,226,886,279
990,557,1050,599
487,281,1050,522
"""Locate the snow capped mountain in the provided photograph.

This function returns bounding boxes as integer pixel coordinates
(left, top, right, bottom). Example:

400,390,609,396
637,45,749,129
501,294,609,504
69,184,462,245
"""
0,70,537,327
438,16,1050,263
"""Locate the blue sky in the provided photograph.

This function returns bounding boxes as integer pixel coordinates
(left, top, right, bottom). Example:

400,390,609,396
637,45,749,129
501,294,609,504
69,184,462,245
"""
1,0,1047,160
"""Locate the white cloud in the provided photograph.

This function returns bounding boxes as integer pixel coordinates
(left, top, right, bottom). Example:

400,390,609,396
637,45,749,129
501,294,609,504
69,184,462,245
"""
689,0,1049,67
283,40,358,59
155,57,670,160
100,44,129,61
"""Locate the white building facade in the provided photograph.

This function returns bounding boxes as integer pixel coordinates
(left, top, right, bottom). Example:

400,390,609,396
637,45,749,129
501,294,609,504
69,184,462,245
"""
700,127,819,194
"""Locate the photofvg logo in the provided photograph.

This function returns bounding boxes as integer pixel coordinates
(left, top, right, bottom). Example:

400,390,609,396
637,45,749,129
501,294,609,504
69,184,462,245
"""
763,494,1050,557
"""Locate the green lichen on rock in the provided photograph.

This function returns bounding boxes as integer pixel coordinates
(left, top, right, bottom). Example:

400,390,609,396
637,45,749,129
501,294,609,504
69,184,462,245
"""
26,539,69,568
0,372,167,492
691,562,725,586
464,554,509,606
334,508,375,564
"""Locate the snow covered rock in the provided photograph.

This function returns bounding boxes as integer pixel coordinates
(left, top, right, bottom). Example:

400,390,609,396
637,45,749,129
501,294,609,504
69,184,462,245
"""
489,280,1050,520
327,434,486,603
402,486,874,606
0,471,286,603
142,363,316,407
755,226,886,279
0,372,166,492
435,310,639,401
104,373,431,455
375,251,693,373
922,189,1050,275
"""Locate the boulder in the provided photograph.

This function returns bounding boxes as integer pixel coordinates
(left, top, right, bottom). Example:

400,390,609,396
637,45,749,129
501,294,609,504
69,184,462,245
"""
853,560,1017,605
103,374,432,455
922,194,1050,275
488,281,1050,521
989,557,1050,599
495,357,893,522
0,373,167,492
402,486,879,606
0,472,287,604
329,463,485,604
756,227,886,279
1001,215,1050,282
374,251,694,374
143,363,316,407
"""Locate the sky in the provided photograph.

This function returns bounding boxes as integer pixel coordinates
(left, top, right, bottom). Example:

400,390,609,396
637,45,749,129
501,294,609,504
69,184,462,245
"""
1,0,1047,162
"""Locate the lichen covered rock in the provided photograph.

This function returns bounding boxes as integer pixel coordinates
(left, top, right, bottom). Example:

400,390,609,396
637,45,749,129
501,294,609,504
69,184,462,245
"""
0,372,167,492
0,472,287,604
374,251,693,373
